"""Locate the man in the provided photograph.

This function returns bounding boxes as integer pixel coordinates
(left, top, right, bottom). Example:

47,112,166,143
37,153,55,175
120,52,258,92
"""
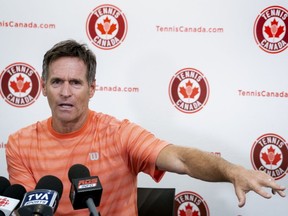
6,39,286,216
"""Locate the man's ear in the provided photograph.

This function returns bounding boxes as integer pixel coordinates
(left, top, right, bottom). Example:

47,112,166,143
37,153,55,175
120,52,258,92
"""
41,79,47,97
89,79,96,98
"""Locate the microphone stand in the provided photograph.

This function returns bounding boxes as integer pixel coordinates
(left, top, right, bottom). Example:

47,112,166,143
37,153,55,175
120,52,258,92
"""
86,198,100,216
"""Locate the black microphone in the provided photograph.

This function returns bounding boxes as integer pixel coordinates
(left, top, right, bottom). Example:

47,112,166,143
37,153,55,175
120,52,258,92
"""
14,175,63,216
0,184,26,216
0,177,11,195
68,164,103,216
0,176,11,216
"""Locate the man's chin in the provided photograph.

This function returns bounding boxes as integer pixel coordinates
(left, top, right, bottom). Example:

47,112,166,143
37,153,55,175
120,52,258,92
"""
55,112,75,122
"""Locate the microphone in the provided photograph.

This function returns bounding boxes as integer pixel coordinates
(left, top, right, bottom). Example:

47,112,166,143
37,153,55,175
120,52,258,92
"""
14,175,63,216
0,177,11,195
0,184,26,216
68,164,103,216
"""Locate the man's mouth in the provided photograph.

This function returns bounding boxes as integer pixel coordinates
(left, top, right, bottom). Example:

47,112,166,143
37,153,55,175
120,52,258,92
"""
59,103,73,109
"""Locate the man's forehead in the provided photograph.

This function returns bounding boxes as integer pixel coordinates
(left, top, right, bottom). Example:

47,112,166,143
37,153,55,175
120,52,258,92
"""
48,61,87,77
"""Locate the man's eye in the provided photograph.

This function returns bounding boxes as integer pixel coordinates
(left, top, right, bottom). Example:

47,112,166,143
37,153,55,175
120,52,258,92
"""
70,80,81,86
51,79,62,86
52,80,60,84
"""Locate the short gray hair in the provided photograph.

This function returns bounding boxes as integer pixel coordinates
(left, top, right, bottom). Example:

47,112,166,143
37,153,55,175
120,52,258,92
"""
42,39,96,85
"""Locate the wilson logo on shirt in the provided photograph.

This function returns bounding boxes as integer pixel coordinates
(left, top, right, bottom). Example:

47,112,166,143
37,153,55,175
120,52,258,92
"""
174,191,210,216
169,68,210,114
89,152,99,161
251,133,288,180
0,62,41,107
86,4,128,50
253,5,288,54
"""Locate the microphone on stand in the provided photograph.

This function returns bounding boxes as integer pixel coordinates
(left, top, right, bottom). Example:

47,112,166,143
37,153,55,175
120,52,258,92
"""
0,184,26,216
13,175,63,216
0,177,11,195
68,164,103,216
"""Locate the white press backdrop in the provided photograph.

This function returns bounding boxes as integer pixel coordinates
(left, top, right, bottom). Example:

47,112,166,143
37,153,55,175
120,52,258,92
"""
0,0,287,215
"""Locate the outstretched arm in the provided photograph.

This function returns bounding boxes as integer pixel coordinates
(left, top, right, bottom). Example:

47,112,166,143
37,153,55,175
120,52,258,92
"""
156,144,286,207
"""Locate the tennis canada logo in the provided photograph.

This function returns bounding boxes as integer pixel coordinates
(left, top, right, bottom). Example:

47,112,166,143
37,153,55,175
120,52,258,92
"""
0,62,41,107
251,133,288,180
175,191,210,216
169,68,209,114
254,5,288,54
86,4,128,50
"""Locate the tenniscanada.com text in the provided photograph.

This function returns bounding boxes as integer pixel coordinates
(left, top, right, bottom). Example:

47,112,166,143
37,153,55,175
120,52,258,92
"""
96,85,139,93
0,20,56,29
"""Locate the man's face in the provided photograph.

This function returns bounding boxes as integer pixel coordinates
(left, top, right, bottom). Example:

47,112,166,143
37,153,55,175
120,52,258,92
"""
42,56,95,131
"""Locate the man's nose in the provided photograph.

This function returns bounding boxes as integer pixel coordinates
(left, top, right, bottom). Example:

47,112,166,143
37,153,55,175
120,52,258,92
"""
60,82,72,97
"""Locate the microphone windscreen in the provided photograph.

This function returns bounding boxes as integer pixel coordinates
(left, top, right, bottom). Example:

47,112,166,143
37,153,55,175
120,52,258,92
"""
3,184,27,209
3,184,27,200
35,175,64,199
68,164,90,182
0,176,10,195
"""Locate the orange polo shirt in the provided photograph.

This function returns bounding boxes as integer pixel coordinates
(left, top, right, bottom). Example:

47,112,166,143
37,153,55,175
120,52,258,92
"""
6,110,169,215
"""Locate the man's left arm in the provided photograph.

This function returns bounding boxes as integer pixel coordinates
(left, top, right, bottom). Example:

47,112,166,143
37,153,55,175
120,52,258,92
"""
156,144,286,207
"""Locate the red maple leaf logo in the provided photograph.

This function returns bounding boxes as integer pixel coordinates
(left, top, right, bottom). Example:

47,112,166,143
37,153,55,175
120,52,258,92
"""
10,74,31,93
179,80,199,99
97,16,117,35
261,146,282,167
179,203,199,216
264,18,285,38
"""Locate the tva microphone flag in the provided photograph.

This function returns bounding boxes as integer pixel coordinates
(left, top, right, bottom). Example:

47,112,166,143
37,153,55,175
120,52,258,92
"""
20,189,58,208
14,175,63,216
68,164,103,210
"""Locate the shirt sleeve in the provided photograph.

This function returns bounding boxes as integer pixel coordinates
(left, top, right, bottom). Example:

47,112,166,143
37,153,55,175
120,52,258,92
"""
6,130,36,192
116,119,170,182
